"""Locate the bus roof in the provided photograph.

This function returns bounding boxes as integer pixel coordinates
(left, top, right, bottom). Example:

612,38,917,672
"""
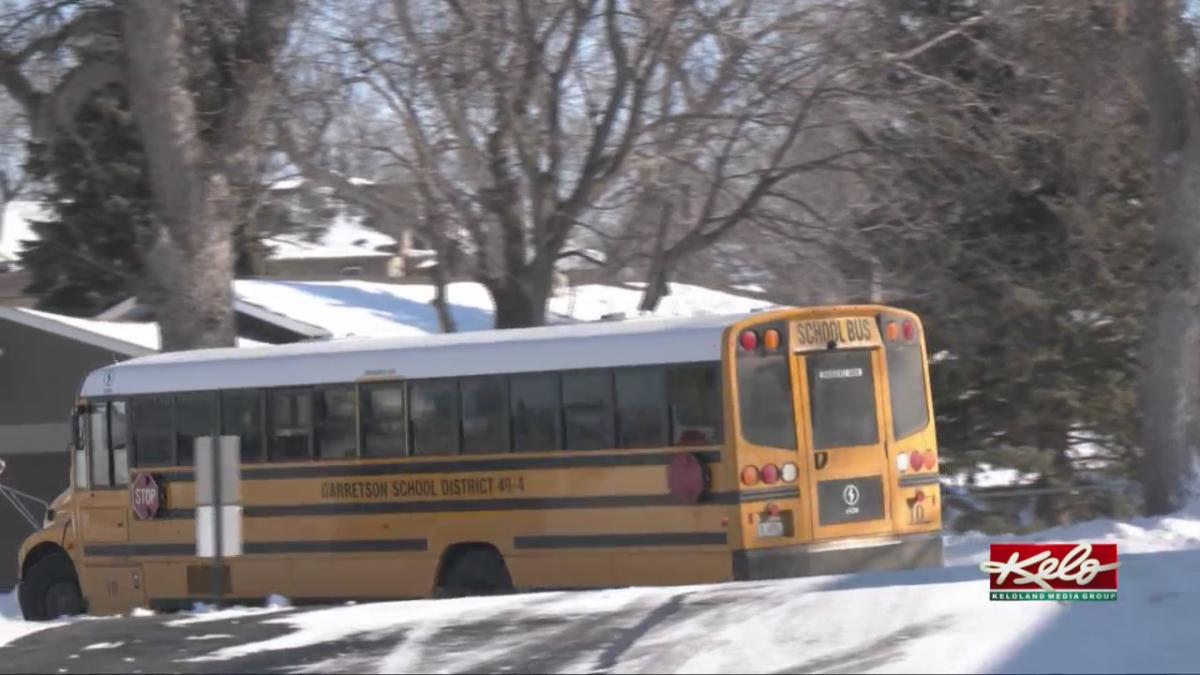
79,310,770,397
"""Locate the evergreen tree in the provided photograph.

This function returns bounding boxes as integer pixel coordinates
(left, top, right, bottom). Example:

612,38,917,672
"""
19,84,152,316
855,0,1150,531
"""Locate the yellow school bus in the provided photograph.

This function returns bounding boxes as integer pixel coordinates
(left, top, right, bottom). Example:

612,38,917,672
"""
15,305,942,619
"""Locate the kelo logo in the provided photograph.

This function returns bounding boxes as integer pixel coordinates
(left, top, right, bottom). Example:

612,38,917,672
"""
980,543,1120,601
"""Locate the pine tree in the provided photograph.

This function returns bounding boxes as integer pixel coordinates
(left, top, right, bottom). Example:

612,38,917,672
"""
19,84,153,316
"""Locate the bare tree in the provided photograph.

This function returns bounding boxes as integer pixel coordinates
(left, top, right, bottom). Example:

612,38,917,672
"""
284,1,864,327
115,0,296,349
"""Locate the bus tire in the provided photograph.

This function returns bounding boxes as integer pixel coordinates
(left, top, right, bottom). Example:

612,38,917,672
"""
436,546,514,598
19,552,84,621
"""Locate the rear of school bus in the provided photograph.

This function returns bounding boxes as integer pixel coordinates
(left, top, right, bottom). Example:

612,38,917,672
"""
724,306,943,580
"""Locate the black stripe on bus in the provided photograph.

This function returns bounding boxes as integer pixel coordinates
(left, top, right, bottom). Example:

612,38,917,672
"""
149,486,800,520
84,538,428,558
142,450,724,483
898,473,941,488
513,532,728,549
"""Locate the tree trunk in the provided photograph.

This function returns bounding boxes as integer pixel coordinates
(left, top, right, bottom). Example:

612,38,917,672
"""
120,0,293,351
121,1,237,351
489,275,550,329
429,258,458,333
638,258,671,313
1129,2,1200,513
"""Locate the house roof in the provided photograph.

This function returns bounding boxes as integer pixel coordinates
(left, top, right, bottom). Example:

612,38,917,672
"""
0,307,263,356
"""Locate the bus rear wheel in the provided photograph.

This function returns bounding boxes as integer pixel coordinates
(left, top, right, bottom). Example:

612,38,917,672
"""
19,553,84,621
436,546,514,598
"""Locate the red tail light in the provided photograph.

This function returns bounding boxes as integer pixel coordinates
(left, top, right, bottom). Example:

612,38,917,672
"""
740,465,760,486
761,464,780,485
910,451,925,471
739,330,759,351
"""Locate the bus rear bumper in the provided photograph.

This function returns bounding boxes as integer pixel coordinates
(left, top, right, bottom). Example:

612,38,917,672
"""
731,531,944,581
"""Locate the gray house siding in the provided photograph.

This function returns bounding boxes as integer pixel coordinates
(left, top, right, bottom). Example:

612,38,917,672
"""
0,319,140,590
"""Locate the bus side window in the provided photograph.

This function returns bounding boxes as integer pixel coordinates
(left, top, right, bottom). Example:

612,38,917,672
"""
89,402,110,487
510,373,560,452
131,395,176,467
461,376,510,454
176,392,218,467
221,389,265,463
668,363,723,446
268,389,313,462
615,367,668,449
562,370,615,451
315,385,358,460
110,401,129,485
360,383,406,457
409,379,460,456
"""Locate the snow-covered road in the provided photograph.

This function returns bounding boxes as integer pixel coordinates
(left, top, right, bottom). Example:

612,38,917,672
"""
3,497,1199,674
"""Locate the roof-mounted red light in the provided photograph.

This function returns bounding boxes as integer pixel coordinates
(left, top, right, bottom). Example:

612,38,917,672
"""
739,330,759,351
903,320,915,341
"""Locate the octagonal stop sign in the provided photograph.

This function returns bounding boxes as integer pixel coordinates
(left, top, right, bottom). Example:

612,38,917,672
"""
131,472,160,520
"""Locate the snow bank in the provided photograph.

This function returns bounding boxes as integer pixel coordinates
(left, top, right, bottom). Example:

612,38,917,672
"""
946,491,1200,566
189,493,1200,673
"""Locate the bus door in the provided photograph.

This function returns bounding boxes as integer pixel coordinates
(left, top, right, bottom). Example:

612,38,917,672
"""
792,318,894,541
75,400,147,612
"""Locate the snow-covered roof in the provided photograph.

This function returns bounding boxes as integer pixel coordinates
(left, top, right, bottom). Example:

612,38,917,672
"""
226,279,777,340
0,307,262,356
0,201,47,263
263,216,396,260
80,309,778,397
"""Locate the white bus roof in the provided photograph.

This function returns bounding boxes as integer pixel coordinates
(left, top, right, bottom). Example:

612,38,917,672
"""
80,311,771,397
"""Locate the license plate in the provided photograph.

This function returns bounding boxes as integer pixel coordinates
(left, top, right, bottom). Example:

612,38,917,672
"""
757,518,784,538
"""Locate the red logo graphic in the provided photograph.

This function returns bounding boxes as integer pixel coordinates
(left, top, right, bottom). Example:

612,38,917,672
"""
131,473,161,521
980,543,1120,601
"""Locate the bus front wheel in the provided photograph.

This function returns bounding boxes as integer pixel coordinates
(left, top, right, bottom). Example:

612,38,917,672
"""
19,552,84,621
436,546,514,598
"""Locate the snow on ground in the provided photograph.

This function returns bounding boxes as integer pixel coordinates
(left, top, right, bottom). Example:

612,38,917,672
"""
230,279,774,340
174,493,1200,674
0,588,76,649
3,495,1199,670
